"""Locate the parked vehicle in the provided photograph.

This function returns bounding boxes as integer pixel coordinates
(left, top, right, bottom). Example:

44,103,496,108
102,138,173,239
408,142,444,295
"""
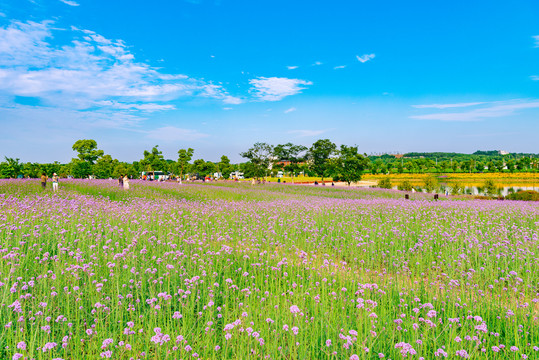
229,171,244,179
141,171,169,181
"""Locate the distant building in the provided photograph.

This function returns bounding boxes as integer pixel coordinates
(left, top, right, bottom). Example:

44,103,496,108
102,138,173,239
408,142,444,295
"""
498,150,509,155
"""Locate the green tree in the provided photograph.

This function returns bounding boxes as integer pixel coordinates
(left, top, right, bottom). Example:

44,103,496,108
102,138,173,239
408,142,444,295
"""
307,139,336,181
274,142,307,177
506,159,515,173
72,139,104,164
22,162,41,178
141,146,167,172
193,159,216,177
177,148,194,182
240,142,274,180
93,155,117,179
217,155,233,179
331,145,369,185
69,159,92,179
112,163,130,178
0,157,22,178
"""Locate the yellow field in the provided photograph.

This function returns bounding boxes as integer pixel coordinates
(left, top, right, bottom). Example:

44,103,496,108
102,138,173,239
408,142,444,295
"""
363,173,539,186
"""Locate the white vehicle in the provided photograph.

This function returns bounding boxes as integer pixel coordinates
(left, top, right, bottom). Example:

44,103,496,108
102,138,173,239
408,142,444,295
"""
141,171,169,181
277,171,284,178
229,171,244,179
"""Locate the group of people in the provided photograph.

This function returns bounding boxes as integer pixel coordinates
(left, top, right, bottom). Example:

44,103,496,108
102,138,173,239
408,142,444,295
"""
118,175,130,190
40,173,60,192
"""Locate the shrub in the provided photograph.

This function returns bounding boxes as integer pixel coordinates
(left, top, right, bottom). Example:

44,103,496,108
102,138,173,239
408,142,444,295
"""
378,177,392,189
423,176,438,193
505,190,539,201
398,180,413,191
450,183,462,195
483,179,499,196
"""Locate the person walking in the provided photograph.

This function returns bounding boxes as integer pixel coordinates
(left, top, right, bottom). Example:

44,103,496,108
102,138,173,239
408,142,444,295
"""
52,173,59,192
40,173,47,190
123,175,130,190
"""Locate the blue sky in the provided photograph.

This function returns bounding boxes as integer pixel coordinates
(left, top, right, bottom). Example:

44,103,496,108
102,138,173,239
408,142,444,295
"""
0,0,538,163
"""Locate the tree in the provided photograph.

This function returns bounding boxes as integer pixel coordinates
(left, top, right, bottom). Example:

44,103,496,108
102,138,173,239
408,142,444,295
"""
274,142,307,177
193,159,216,177
141,146,167,172
93,155,117,179
177,148,194,183
506,159,515,173
217,155,233,179
307,139,336,181
69,159,92,179
331,145,369,185
22,162,41,178
240,142,274,180
0,157,22,178
72,139,103,164
112,163,129,178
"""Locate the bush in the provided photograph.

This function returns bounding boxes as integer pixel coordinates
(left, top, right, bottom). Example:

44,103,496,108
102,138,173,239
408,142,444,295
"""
423,176,438,193
483,179,499,196
398,180,413,191
450,183,462,195
378,177,392,189
505,190,539,201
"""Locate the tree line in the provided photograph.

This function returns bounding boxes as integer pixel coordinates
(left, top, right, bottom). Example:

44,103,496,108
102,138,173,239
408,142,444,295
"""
0,139,537,181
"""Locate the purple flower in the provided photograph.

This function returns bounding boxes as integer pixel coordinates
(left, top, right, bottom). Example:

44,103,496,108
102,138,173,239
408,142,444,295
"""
290,305,301,314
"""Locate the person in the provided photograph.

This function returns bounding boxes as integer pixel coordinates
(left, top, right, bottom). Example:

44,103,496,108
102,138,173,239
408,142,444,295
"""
52,173,59,192
40,173,47,189
314,181,318,186
332,182,335,187
118,175,124,188
123,175,130,190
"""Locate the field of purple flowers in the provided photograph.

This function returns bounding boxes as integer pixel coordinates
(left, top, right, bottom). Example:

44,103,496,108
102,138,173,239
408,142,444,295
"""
0,179,538,359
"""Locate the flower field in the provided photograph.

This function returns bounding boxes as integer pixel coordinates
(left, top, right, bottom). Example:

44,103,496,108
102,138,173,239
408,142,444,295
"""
0,180,538,359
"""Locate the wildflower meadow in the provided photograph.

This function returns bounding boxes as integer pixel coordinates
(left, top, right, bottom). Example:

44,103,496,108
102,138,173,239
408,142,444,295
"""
0,179,537,359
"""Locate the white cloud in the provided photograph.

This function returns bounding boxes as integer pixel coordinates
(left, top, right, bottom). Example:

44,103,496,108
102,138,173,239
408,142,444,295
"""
0,20,239,118
531,75,539,81
146,126,209,141
287,66,298,70
533,35,539,47
412,102,486,109
284,107,296,113
411,100,539,121
333,65,346,70
312,61,322,66
356,53,375,63
288,129,327,137
95,101,175,112
59,0,80,6
249,77,312,101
